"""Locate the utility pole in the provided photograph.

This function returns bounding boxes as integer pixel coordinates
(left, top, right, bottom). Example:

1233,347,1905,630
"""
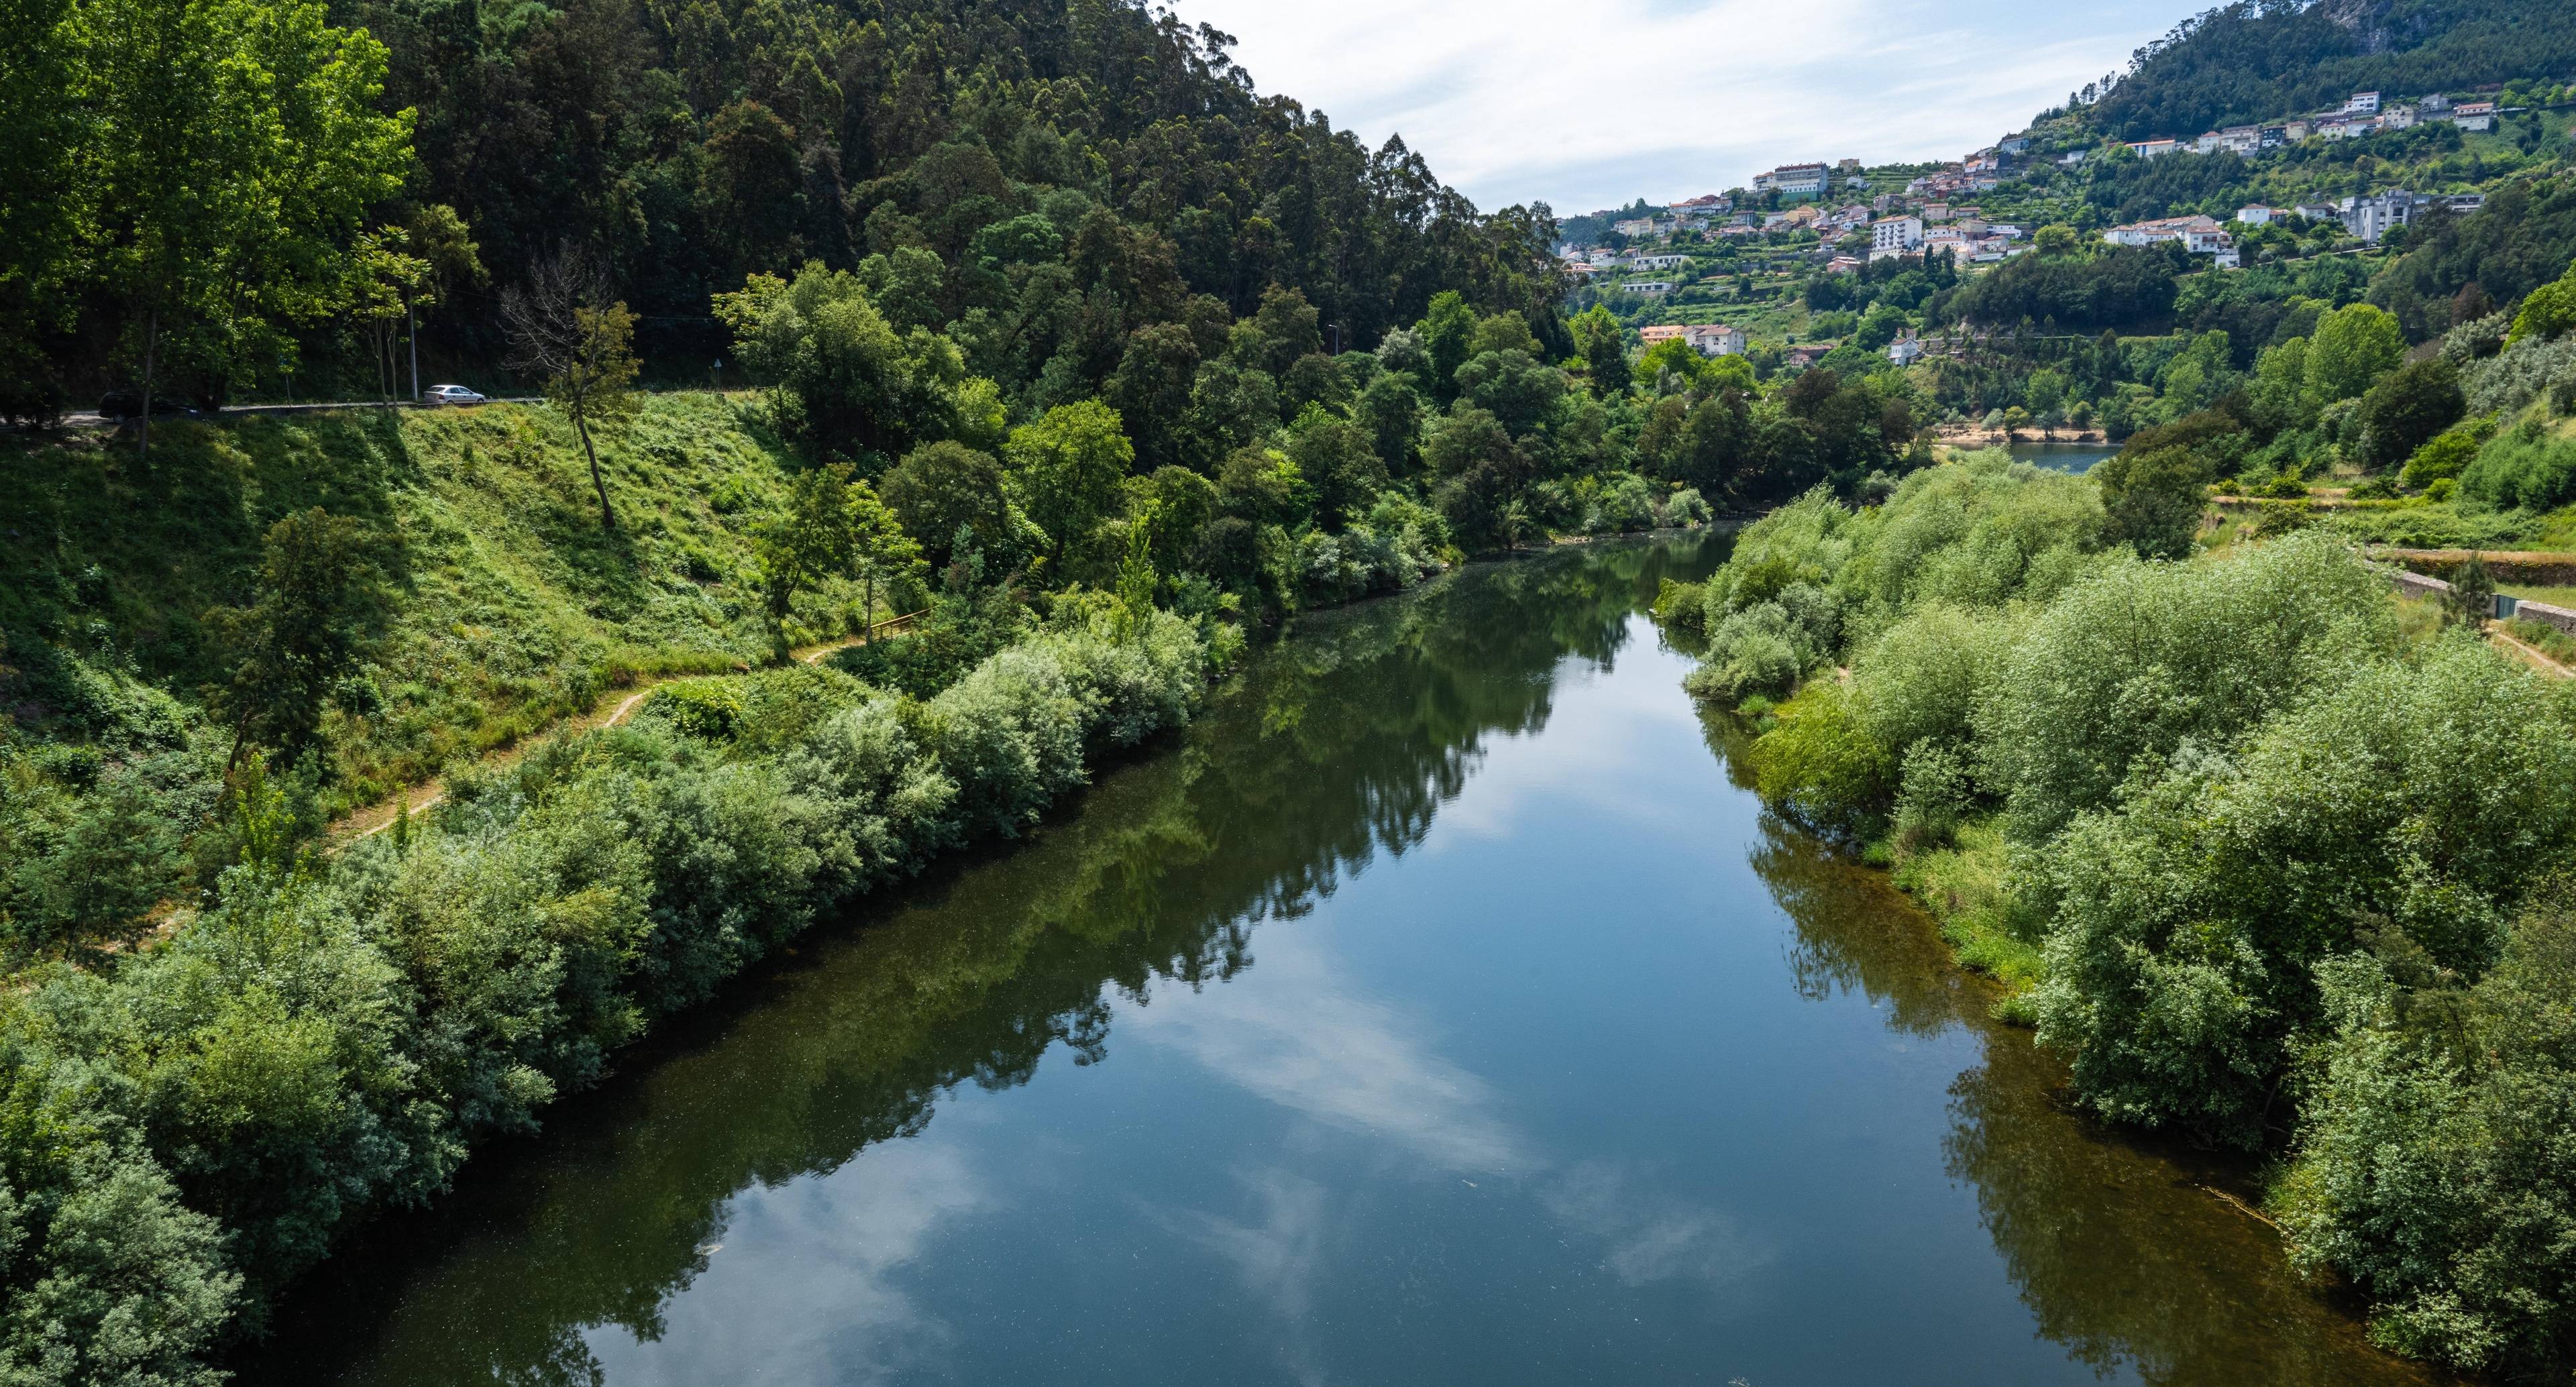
407,298,420,401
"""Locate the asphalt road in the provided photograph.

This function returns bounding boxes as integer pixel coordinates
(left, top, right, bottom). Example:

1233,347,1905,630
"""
42,396,543,429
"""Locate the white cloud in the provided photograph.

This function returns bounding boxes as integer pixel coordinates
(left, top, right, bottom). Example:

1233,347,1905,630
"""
1122,926,1535,1173
580,1135,990,1386
1170,0,2180,212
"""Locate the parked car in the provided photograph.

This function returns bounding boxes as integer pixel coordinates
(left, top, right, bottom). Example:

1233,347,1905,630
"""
423,384,486,406
97,390,201,420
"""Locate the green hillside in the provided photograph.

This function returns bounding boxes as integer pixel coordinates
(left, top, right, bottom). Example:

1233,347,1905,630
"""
2085,0,2576,142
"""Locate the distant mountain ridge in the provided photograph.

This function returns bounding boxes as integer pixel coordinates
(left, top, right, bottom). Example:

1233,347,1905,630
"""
2085,0,2576,141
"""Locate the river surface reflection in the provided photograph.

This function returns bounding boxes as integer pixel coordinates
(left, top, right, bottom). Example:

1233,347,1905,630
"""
258,537,2441,1386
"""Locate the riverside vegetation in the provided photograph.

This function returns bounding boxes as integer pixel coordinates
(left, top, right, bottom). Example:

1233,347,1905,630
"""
1658,450,2576,1376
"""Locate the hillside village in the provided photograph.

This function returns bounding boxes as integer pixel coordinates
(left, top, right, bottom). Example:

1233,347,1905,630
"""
1562,76,2570,391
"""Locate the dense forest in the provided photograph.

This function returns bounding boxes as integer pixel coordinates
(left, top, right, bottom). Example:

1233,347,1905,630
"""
2083,0,2576,142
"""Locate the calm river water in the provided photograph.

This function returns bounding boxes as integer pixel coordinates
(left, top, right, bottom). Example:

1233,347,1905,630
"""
260,537,2440,1386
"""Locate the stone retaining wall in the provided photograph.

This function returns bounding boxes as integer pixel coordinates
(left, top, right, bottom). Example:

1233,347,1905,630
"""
2518,599,2576,636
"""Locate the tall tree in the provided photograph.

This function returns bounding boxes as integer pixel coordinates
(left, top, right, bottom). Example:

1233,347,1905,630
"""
204,508,382,774
1004,400,1134,567
78,0,411,449
503,250,640,530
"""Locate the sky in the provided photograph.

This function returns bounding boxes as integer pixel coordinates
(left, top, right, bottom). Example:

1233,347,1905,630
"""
1171,0,2188,216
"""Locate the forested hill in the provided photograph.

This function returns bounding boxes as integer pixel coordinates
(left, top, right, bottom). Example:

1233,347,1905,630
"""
2082,0,2576,141
14,0,1566,407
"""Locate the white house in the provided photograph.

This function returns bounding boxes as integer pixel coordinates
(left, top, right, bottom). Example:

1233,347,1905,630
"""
1623,280,1676,297
1683,324,1746,357
1886,335,1924,366
1612,218,1657,237
1631,254,1693,271
2236,205,2286,225
2126,138,2180,160
2453,101,2496,132
2101,215,2228,253
1870,215,1923,254
2343,91,2381,115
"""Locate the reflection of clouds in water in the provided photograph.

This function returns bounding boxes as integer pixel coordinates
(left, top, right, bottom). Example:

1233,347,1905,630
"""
1123,928,1532,1174
1432,634,1707,846
1132,921,1771,1369
1540,1160,1774,1292
582,1135,987,1386
1147,1167,1339,1387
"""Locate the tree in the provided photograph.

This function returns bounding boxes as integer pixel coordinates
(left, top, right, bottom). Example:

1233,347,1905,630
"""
1004,400,1134,565
713,263,972,463
881,441,1012,567
2444,553,2496,628
755,463,920,657
1418,290,1477,402
203,508,382,774
1283,407,1387,530
0,0,87,423
80,0,411,451
2303,302,2404,405
2093,444,2209,560
2357,359,2465,472
502,251,640,530
1568,305,1629,397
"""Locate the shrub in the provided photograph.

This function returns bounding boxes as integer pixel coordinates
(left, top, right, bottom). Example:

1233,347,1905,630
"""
1977,531,2396,843
2459,418,2576,512
1748,679,1896,839
2027,641,2576,1146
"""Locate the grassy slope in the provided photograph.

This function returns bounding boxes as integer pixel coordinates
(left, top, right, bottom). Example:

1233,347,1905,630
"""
0,394,888,815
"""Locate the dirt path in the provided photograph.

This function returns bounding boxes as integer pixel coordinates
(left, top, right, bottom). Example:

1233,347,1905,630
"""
334,616,923,843
2491,625,2576,680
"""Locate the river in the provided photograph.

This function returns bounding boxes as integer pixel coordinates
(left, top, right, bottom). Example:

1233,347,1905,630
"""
256,537,2439,1387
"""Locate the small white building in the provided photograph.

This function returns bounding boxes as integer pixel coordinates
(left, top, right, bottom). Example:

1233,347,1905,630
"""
2235,205,2286,225
2126,138,2180,160
1622,280,1676,297
2453,101,2497,132
1886,335,1923,366
1870,215,1924,254
1683,324,1746,357
2343,91,2381,115
1631,254,1693,271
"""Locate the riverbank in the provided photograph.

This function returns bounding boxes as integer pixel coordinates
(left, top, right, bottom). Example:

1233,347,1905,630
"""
1661,461,2576,1379
246,534,2432,1387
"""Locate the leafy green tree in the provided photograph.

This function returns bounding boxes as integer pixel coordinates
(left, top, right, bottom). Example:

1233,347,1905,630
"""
2356,359,2465,473
2092,444,2208,560
2504,258,2576,347
80,0,410,445
0,0,88,421
203,508,382,774
1284,407,1387,530
1004,400,1134,565
714,263,973,464
2303,302,2405,405
2443,553,2496,627
1106,323,1201,471
879,441,1012,567
1418,290,1477,402
1568,305,1629,397
502,251,640,530
755,463,921,657
1357,372,1425,474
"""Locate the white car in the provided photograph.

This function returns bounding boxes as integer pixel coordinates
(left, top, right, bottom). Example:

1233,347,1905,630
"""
423,384,486,406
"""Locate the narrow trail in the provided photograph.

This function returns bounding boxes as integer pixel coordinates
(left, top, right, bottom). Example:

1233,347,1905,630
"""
2491,624,2576,680
335,614,924,843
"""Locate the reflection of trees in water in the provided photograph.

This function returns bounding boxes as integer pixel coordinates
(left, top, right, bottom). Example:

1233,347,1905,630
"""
1746,809,2440,1387
260,537,1728,1386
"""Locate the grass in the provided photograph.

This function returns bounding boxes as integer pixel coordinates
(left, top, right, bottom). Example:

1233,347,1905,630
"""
2503,584,2576,608
0,393,890,816
1884,818,2046,1023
